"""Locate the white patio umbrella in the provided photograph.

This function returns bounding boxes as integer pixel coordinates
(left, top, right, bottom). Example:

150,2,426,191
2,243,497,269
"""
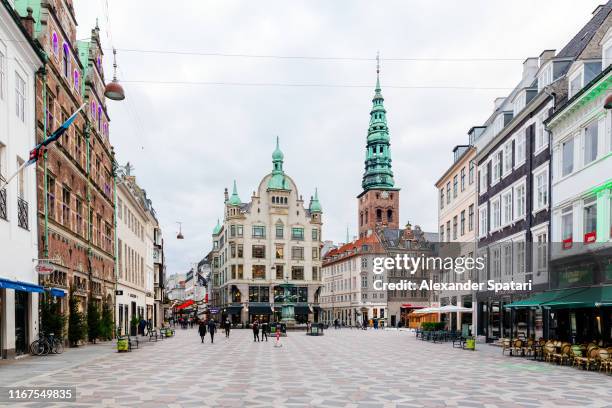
438,305,472,313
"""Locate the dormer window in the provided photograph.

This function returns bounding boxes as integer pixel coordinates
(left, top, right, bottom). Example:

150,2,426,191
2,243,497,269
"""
538,63,553,91
569,70,583,97
513,91,526,116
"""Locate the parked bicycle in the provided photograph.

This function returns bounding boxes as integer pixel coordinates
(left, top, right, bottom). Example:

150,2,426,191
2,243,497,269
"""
30,332,64,356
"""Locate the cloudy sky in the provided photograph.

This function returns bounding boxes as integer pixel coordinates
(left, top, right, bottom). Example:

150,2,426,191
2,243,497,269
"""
74,0,602,276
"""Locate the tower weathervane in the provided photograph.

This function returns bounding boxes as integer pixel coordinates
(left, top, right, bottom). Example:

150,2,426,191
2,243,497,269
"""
376,51,380,74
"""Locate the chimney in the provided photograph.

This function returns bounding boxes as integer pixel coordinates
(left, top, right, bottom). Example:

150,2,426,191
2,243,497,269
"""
20,7,35,38
493,97,506,110
539,49,556,66
522,57,539,80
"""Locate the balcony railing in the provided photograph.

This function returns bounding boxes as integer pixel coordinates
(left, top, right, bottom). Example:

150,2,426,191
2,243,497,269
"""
17,197,28,230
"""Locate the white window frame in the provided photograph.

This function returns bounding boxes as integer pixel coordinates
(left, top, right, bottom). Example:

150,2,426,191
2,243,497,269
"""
501,189,513,226
478,204,488,238
533,164,549,213
515,131,526,166
491,152,501,185
478,164,488,195
532,226,548,276
561,136,575,177
514,239,526,275
491,196,501,231
534,113,548,154
503,141,513,175
583,119,599,166
513,180,526,221
15,72,26,122
538,63,553,91
568,69,583,98
561,206,573,242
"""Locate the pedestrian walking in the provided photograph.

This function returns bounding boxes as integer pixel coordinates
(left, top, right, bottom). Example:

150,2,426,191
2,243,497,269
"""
261,321,268,341
198,320,207,343
224,318,231,338
252,320,260,342
207,319,216,344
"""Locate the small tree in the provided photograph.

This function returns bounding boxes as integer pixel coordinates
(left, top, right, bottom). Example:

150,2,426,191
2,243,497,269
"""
87,299,101,344
68,287,86,347
40,293,66,339
99,301,114,340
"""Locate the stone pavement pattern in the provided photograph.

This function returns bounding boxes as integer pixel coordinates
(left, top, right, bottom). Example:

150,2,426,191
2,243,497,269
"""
0,328,611,408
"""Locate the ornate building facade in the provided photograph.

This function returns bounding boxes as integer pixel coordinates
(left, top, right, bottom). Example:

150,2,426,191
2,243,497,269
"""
211,139,323,324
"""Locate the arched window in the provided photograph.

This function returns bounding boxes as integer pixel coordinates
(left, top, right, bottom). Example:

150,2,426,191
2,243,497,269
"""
360,212,363,226
73,70,79,91
365,209,369,223
52,32,59,55
97,107,102,130
62,43,69,77
387,209,393,222
376,209,382,222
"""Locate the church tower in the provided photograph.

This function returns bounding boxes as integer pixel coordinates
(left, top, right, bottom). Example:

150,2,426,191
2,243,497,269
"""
357,55,400,238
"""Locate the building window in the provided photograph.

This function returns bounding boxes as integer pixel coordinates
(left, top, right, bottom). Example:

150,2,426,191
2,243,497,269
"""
252,265,265,280
312,247,319,260
451,216,457,240
0,51,5,100
439,225,444,243
237,244,243,258
479,205,488,237
515,242,525,274
561,206,573,244
562,137,574,176
440,189,444,209
62,44,69,77
15,73,25,122
291,266,304,280
503,142,512,174
460,167,466,192
535,231,548,274
535,115,547,152
275,224,283,239
361,275,367,288
446,182,451,204
453,175,458,198
534,169,548,211
584,121,598,165
468,160,475,185
291,246,304,260
252,225,265,238
237,224,243,237
275,264,284,279
491,246,501,278
515,132,526,165
252,245,266,259
73,70,80,92
502,190,512,225
514,183,526,219
291,227,304,240
491,198,501,230
47,176,56,220
446,221,450,243
502,244,512,276
312,266,319,281
479,165,488,193
569,71,583,97
583,196,597,243
62,187,71,228
460,210,466,236
492,151,502,183
312,228,318,241
230,224,236,237
275,245,284,259
468,204,474,232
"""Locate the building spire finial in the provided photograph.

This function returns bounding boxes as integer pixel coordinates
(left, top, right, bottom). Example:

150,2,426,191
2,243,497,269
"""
375,51,381,91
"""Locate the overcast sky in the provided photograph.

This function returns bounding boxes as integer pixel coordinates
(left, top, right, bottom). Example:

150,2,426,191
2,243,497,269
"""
74,0,602,276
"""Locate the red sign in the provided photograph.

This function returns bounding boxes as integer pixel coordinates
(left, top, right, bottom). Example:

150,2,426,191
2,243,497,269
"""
35,263,54,275
562,238,573,249
584,231,596,244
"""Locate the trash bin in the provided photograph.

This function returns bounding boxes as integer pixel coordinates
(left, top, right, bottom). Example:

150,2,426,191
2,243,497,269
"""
465,338,476,350
117,338,129,352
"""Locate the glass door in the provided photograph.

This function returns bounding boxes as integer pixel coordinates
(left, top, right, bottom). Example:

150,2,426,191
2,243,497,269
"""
14,291,28,356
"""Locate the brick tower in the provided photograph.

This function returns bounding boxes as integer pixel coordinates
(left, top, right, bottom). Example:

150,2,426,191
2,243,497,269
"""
358,56,400,237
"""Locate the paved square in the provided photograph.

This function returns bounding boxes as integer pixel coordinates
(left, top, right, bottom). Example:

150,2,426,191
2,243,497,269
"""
0,328,610,407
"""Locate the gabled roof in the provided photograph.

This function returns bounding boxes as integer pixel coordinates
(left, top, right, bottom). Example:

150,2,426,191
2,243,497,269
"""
557,2,612,59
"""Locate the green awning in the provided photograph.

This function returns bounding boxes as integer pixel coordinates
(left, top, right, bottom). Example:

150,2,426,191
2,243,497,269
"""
505,288,587,308
544,286,612,309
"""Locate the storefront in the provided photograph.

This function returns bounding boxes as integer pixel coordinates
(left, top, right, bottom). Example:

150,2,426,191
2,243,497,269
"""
248,303,272,323
0,278,44,359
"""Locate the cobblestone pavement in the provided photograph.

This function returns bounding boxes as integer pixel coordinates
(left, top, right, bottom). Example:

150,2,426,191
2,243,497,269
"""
0,328,611,408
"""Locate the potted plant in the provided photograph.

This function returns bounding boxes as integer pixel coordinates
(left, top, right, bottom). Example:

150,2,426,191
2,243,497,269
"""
130,315,140,337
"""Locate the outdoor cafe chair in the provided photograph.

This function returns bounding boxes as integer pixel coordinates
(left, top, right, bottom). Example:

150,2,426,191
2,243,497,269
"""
511,339,524,356
597,348,611,374
544,341,556,362
501,338,512,356
521,339,534,357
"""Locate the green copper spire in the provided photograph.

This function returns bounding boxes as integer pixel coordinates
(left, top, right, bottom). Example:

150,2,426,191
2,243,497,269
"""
212,218,222,235
309,188,322,213
268,137,290,190
361,54,396,191
228,180,241,205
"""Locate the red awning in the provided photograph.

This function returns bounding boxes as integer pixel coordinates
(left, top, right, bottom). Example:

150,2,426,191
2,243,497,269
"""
175,299,195,310
401,304,424,309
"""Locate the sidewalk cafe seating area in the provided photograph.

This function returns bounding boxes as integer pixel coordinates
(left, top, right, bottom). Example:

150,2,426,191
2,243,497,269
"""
116,326,175,352
500,337,612,375
415,322,475,350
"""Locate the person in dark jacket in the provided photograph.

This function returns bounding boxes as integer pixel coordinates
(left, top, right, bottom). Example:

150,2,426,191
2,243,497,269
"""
261,322,269,341
207,319,216,344
252,320,260,342
198,320,207,343
224,318,231,338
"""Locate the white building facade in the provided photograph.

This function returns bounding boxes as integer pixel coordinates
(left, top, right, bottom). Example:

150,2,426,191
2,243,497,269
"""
0,1,44,359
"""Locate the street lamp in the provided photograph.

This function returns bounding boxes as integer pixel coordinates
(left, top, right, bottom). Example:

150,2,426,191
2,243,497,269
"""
104,49,126,101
